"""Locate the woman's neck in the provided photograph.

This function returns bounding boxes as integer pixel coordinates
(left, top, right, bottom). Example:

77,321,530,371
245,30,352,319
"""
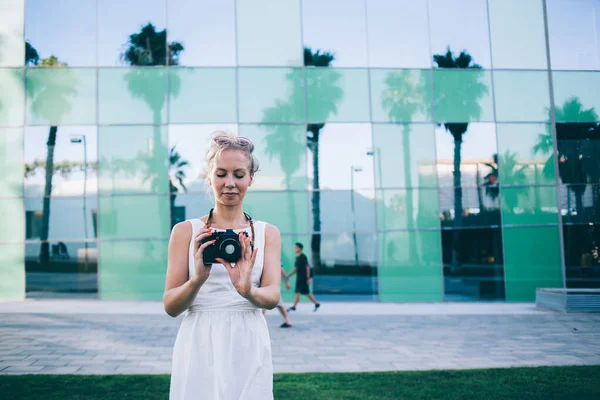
210,203,248,228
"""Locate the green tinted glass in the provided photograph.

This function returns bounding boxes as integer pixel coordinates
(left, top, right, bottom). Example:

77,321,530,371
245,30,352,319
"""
0,0,24,66
99,239,168,300
502,226,562,301
306,68,370,123
552,72,600,122
370,69,432,122
244,191,309,234
98,196,170,239
0,128,24,197
98,68,168,124
433,69,494,122
376,189,439,231
98,126,168,195
378,230,443,302
501,186,559,225
0,244,24,299
169,68,237,123
493,71,550,122
372,124,437,189
239,124,307,190
26,68,96,125
0,68,25,126
496,123,556,185
0,198,24,241
238,68,304,123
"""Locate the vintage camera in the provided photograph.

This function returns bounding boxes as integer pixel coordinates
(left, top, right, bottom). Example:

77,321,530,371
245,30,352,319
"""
201,229,248,265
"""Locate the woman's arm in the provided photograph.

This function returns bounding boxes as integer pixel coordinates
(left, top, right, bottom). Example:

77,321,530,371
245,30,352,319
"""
245,224,281,310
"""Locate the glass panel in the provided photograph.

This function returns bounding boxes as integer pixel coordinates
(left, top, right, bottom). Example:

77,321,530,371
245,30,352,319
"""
0,0,24,66
26,68,96,125
378,230,443,302
238,68,304,123
98,68,168,124
366,0,430,68
429,0,491,68
488,0,547,69
0,198,25,242
496,123,556,186
556,122,600,188
244,191,309,234
502,226,563,301
493,71,550,122
0,128,24,197
315,189,376,233
170,192,215,228
239,124,307,190
372,124,437,189
501,186,559,225
560,184,600,225
24,126,98,197
306,68,370,123
369,69,432,123
168,68,237,123
98,195,170,239
25,241,97,297
0,68,25,126
552,72,600,122
98,126,168,195
25,0,96,67
547,0,600,70
0,244,25,299
376,188,439,231
98,0,166,66
439,186,501,228
563,223,600,289
442,228,505,301
23,196,98,240
307,124,374,191
168,124,238,196
432,69,494,122
302,0,367,67
167,0,235,66
237,0,302,66
99,239,167,300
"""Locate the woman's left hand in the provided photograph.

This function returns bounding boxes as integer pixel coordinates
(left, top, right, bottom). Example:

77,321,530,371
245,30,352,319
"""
217,233,258,298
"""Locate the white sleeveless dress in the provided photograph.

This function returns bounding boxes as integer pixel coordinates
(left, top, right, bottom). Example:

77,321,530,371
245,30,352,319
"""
170,219,273,400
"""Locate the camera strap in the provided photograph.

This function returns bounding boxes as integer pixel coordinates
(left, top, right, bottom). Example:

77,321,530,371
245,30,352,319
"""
206,208,255,251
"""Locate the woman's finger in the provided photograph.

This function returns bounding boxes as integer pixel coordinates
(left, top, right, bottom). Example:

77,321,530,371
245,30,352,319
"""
216,257,233,271
194,229,213,245
195,239,216,258
250,248,258,267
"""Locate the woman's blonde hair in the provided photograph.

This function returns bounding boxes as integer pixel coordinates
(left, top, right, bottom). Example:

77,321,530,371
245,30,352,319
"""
202,131,259,181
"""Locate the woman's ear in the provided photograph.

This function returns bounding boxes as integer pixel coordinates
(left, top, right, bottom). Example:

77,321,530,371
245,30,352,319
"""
249,174,254,187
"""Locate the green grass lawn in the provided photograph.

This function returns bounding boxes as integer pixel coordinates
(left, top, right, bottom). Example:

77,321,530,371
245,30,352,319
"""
1,366,599,399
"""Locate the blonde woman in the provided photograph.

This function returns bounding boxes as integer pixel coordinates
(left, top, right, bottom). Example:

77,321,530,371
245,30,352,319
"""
164,132,281,399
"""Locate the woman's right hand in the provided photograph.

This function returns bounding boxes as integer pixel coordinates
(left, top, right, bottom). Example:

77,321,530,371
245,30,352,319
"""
192,227,216,285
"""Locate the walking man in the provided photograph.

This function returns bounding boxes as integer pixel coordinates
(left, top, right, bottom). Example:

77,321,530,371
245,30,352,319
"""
286,243,320,312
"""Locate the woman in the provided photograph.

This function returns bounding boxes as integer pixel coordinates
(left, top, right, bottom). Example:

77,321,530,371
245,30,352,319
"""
164,132,281,399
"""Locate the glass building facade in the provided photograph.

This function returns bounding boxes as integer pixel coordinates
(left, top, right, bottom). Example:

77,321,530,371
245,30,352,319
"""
1,0,599,302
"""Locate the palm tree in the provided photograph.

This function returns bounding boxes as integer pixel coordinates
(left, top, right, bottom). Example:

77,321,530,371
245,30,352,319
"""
25,42,78,263
496,151,528,213
168,146,189,227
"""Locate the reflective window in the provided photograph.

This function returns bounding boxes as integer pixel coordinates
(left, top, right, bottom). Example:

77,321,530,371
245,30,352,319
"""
488,0,547,69
560,184,600,225
238,68,304,123
239,124,307,190
168,68,237,123
0,68,25,126
547,0,600,70
171,192,216,228
315,189,376,233
552,72,600,122
26,68,96,126
237,0,302,66
98,126,168,195
98,196,170,239
25,0,96,67
563,223,600,289
439,186,501,228
369,69,432,123
0,244,25,299
306,68,370,123
244,191,309,234
98,68,168,124
372,124,437,189
493,71,550,122
496,123,556,186
24,126,98,198
307,124,373,191
442,228,505,301
302,0,368,67
23,196,98,240
0,128,24,197
376,188,439,231
167,0,235,66
98,0,167,66
0,0,24,66
0,198,25,241
429,0,491,68
366,0,430,68
432,69,494,122
501,186,559,225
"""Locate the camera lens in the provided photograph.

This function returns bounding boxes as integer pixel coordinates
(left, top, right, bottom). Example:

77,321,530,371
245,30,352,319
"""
224,244,235,255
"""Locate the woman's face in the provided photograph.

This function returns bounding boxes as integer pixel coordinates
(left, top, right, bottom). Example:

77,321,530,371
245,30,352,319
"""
209,149,253,206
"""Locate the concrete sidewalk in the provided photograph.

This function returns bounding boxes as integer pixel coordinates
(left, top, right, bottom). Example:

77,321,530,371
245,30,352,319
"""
1,300,599,375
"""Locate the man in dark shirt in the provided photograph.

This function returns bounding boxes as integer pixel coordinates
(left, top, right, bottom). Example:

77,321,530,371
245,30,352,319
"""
286,242,321,312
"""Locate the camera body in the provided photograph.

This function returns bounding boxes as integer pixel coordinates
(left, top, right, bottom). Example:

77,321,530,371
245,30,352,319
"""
201,229,248,264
